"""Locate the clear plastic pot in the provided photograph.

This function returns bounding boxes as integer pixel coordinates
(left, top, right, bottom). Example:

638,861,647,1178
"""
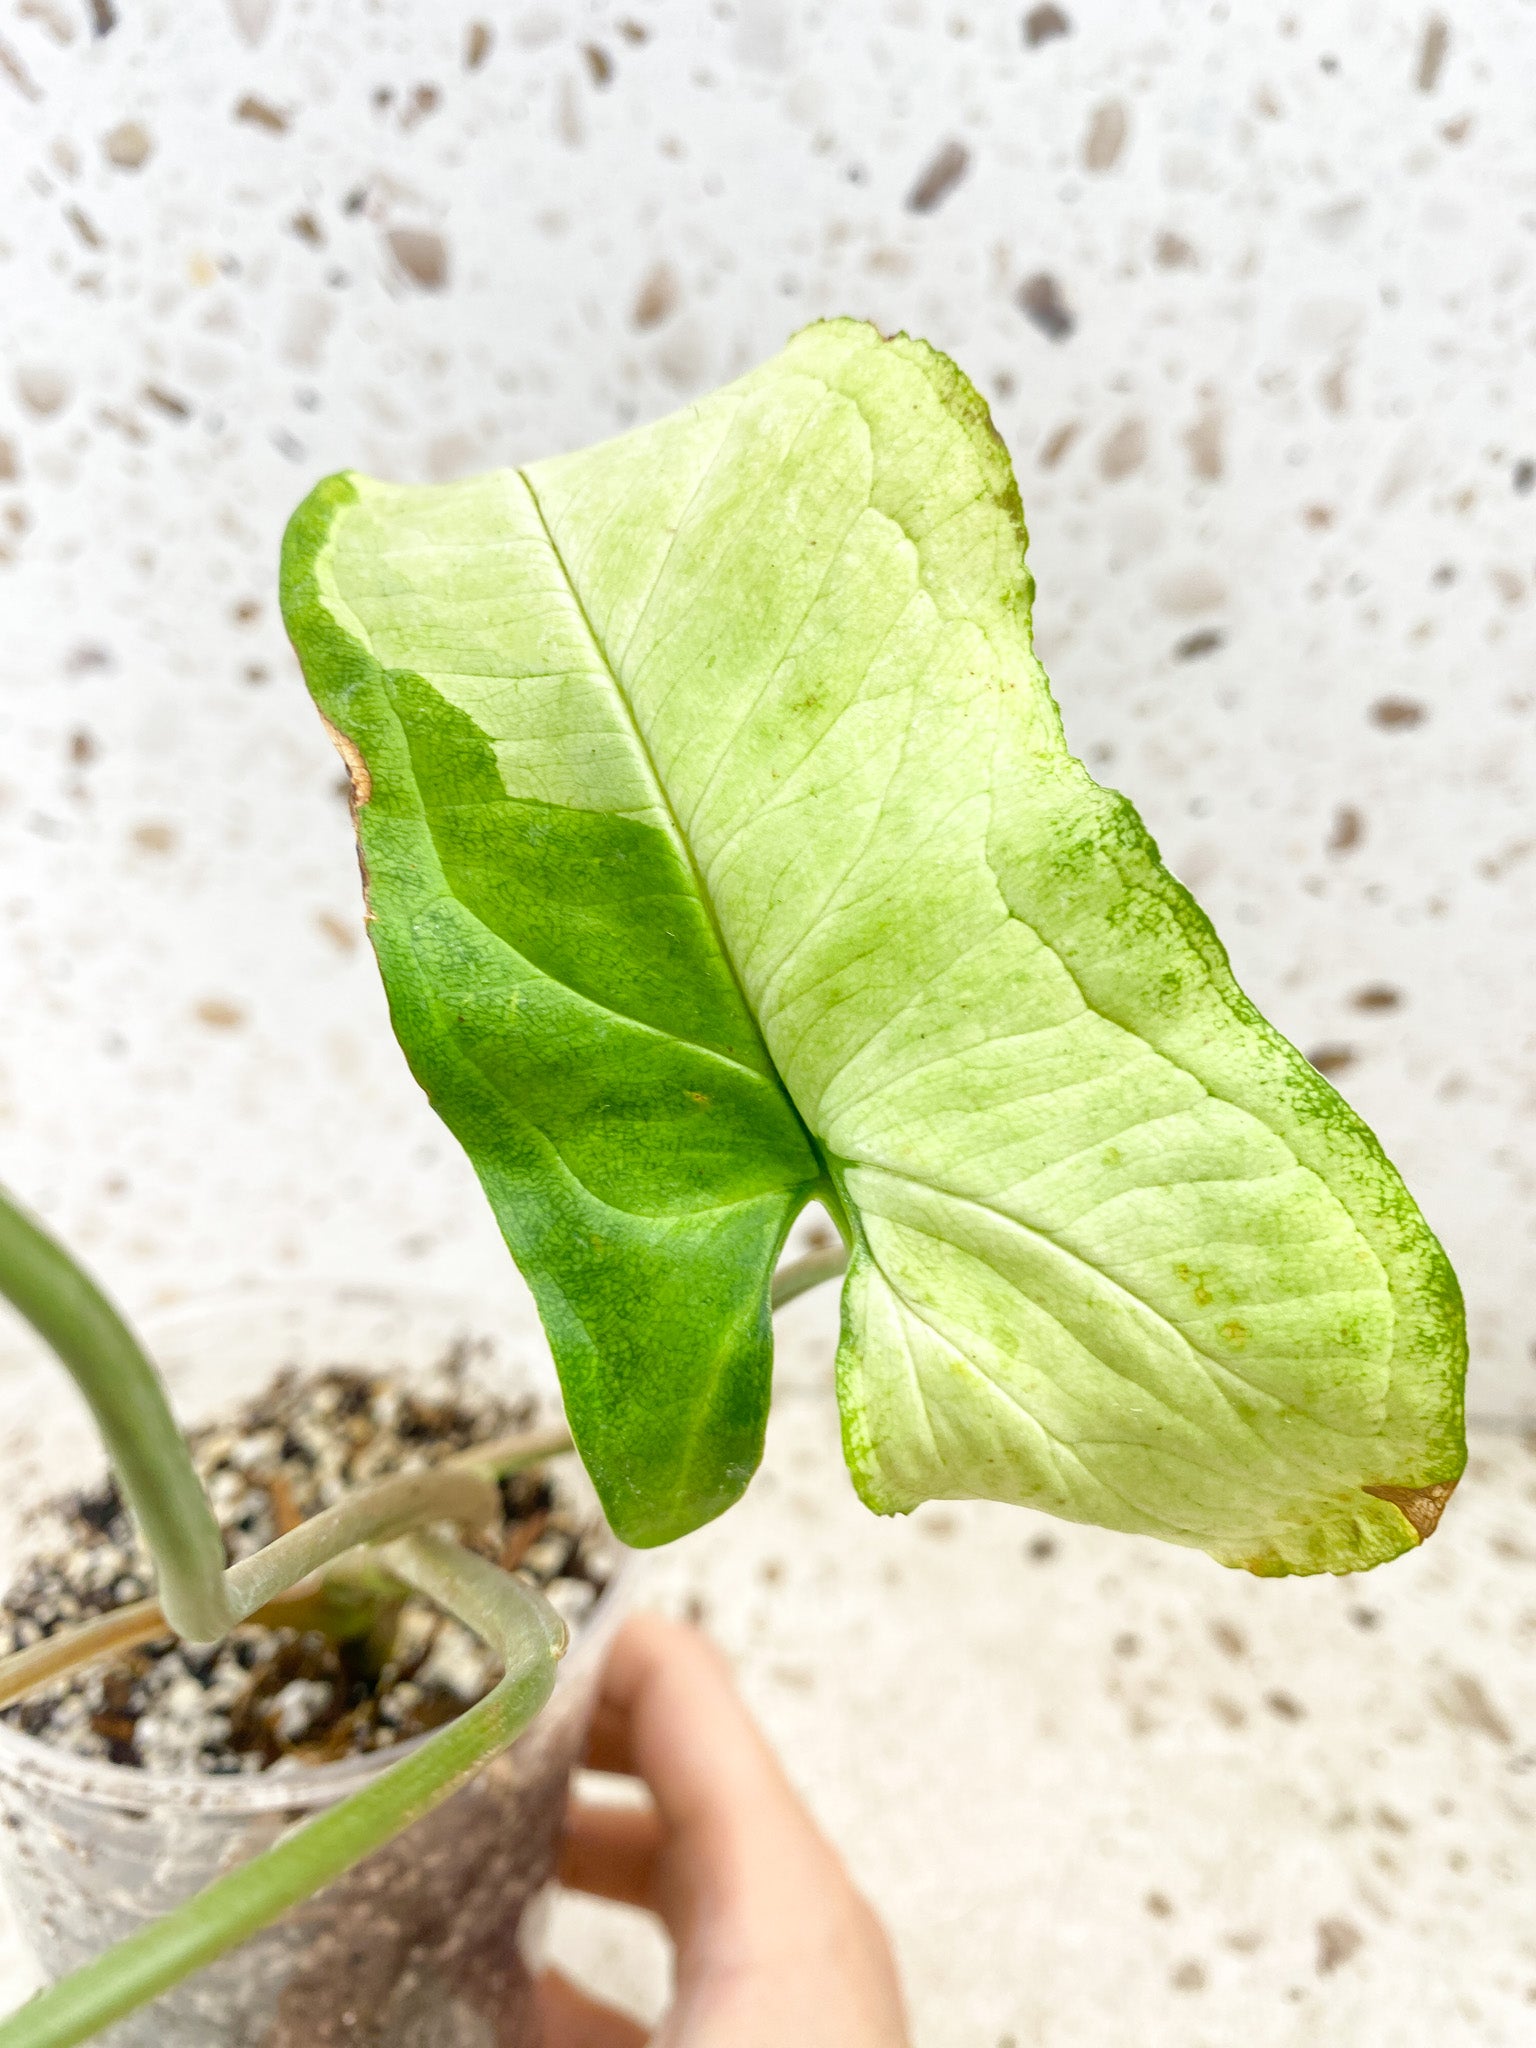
0,1283,631,2048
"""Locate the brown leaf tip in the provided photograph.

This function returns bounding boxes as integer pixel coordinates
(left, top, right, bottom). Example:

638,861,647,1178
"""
1362,1477,1458,1543
321,717,372,810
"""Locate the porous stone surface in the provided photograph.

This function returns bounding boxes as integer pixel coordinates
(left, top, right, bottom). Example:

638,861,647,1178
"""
1,3,1533,2040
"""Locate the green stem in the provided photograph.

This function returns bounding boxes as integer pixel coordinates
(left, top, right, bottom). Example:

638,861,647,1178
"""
0,1250,848,1708
0,1186,231,1642
0,1239,852,2044
0,1537,564,2048
0,1600,166,1715
222,1466,498,1620
444,1421,577,1479
0,1466,501,1710
771,1241,850,1308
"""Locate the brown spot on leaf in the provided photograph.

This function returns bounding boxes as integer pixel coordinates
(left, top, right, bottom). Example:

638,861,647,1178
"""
1316,1918,1363,1974
235,94,289,132
1083,99,1128,171
387,227,448,291
633,260,680,330
1016,272,1074,341
1363,1476,1456,1541
321,717,373,809
1023,4,1070,47
907,139,970,214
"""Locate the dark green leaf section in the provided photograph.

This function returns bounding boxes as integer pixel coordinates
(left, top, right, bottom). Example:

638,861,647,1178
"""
281,478,823,1545
388,670,766,1067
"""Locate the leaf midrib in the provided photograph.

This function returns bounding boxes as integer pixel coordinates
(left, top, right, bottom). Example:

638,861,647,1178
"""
517,465,837,1202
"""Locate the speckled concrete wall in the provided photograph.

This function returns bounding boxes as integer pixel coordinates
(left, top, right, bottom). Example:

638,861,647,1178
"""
2,0,1534,1405
2,5,1536,2043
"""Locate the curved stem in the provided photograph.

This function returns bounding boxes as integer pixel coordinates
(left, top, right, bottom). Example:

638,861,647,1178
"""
0,1465,500,1711
0,1272,852,1714
444,1420,577,1479
0,1538,564,2048
771,1241,850,1308
0,1243,854,2043
0,1601,167,1714
0,1187,231,1643
222,1466,498,1620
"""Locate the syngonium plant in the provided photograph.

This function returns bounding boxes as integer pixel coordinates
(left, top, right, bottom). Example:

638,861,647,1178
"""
0,320,1464,2045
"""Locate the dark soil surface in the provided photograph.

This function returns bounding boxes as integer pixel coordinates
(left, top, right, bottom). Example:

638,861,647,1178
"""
0,1353,613,1774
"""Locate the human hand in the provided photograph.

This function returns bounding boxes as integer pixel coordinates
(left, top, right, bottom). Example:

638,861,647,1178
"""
537,1614,911,2048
